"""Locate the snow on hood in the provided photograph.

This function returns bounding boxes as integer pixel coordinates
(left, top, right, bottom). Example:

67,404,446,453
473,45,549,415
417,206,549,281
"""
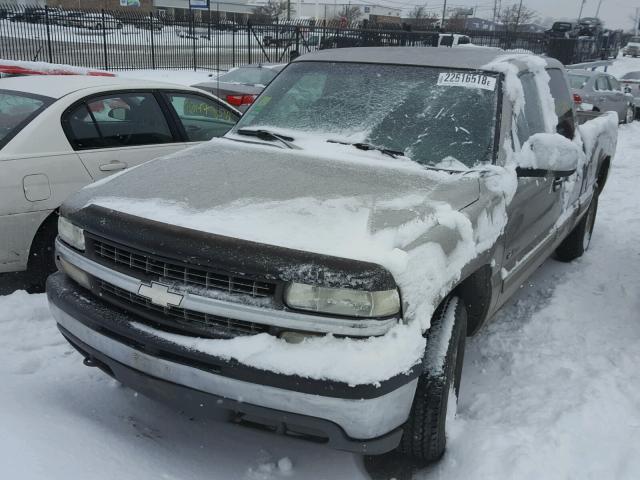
70,138,480,274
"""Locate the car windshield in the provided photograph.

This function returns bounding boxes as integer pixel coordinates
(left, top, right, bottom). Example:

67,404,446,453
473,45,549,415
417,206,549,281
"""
622,72,640,80
219,67,280,86
0,90,52,149
235,62,500,168
568,74,589,89
553,23,572,31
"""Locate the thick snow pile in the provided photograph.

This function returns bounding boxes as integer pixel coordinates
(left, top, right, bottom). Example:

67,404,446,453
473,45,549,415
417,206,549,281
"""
1,121,638,480
516,132,583,171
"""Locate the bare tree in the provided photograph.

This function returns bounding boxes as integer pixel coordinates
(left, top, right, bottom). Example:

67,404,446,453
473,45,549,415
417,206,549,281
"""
499,3,537,32
337,5,362,23
446,11,467,31
408,5,427,19
252,0,291,22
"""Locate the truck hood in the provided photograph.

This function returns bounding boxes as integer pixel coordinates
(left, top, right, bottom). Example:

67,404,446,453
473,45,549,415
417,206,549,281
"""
63,138,480,267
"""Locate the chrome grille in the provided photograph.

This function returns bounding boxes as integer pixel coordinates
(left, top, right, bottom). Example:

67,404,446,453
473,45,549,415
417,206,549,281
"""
99,280,269,338
89,238,275,298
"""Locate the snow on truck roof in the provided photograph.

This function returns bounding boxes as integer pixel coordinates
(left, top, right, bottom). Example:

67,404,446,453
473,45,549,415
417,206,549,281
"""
294,46,564,72
0,75,191,99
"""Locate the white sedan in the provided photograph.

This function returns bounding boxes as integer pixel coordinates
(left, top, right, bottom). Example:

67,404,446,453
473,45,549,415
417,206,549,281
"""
0,75,241,290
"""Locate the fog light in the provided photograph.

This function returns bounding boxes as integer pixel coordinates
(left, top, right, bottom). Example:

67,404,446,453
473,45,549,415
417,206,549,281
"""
280,331,321,344
59,257,91,289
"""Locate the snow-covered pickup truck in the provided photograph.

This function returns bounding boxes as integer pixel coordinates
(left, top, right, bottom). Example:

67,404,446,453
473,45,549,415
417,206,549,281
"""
46,47,618,463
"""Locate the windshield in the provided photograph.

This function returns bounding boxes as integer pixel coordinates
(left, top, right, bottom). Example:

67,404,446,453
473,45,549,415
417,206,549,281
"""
234,62,500,168
553,23,572,31
219,67,280,86
568,74,589,89
0,90,52,149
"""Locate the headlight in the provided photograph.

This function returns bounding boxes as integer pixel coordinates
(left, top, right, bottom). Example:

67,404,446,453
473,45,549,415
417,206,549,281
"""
58,216,85,251
284,283,400,318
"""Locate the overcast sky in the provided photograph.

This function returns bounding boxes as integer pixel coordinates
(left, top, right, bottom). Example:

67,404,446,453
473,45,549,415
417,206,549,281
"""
400,0,639,30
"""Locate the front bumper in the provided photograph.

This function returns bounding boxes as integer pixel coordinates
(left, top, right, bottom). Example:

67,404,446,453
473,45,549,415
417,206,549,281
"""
47,272,418,454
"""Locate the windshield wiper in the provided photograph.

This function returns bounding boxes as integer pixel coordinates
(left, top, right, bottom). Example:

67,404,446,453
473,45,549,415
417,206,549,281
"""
327,140,404,158
236,128,299,149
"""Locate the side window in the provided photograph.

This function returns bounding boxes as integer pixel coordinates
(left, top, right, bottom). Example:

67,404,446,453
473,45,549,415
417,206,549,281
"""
167,93,239,141
595,76,609,91
608,76,621,91
547,69,576,139
64,104,102,149
515,73,546,146
63,92,174,150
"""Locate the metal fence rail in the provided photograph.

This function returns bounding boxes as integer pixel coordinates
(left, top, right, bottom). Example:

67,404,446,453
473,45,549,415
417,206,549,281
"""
1,3,554,72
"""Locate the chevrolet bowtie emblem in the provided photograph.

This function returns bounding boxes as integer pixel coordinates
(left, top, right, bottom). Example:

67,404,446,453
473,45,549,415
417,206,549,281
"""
138,282,184,308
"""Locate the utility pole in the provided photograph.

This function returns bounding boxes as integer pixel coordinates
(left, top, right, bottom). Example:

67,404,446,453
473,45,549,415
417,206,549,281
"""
577,0,586,22
515,0,523,31
635,7,639,36
594,0,603,17
492,0,498,24
287,0,291,20
441,0,447,30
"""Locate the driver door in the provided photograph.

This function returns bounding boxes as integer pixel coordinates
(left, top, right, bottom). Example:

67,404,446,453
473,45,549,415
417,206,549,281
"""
501,73,564,295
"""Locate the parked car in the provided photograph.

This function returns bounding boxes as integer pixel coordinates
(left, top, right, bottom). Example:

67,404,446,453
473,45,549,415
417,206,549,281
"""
568,70,635,123
578,17,603,37
546,21,581,39
263,30,297,47
134,16,163,31
0,59,115,78
438,33,472,47
48,47,617,464
622,36,640,57
193,63,286,111
0,76,240,290
620,71,640,118
68,12,122,30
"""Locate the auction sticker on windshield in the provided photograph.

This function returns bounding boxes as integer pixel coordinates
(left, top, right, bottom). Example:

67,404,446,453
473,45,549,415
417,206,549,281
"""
437,72,497,91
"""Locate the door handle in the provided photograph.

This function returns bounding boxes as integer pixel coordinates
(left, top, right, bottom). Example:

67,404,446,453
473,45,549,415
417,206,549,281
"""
99,161,128,172
552,177,563,192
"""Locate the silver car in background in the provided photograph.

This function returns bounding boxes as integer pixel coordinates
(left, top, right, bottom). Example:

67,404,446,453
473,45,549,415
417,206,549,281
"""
193,64,286,112
622,37,640,57
620,71,640,118
568,70,635,123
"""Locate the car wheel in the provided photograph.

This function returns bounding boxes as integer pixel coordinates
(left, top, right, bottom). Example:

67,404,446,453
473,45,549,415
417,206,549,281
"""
624,105,635,124
555,194,598,262
24,214,59,293
397,296,467,463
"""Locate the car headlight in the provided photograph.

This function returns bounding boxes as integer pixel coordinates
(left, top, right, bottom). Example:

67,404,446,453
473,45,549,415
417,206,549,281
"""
58,216,85,251
284,283,400,318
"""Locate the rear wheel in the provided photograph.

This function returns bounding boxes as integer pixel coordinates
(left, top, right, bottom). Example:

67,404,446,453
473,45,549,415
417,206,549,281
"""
397,296,467,463
24,214,58,293
555,194,598,262
623,105,635,124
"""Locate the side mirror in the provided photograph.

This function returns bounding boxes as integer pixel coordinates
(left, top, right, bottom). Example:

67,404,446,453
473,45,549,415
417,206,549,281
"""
515,133,581,178
108,107,128,121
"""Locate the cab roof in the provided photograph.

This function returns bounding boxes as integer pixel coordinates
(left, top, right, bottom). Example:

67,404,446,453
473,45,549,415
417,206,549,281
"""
294,46,564,72
0,75,191,99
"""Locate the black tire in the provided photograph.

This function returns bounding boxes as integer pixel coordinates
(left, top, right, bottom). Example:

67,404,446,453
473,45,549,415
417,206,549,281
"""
398,296,467,463
24,214,58,293
555,194,598,262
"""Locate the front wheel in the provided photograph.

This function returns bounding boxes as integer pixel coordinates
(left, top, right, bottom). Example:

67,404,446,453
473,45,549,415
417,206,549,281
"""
555,194,598,262
397,296,467,463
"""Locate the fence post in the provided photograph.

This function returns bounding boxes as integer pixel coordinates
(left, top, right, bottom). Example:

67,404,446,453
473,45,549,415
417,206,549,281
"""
247,20,252,64
295,25,300,55
150,12,156,69
101,9,108,70
44,6,53,63
191,9,197,71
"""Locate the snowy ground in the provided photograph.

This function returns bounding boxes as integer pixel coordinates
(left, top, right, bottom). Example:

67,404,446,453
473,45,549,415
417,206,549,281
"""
1,60,640,480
